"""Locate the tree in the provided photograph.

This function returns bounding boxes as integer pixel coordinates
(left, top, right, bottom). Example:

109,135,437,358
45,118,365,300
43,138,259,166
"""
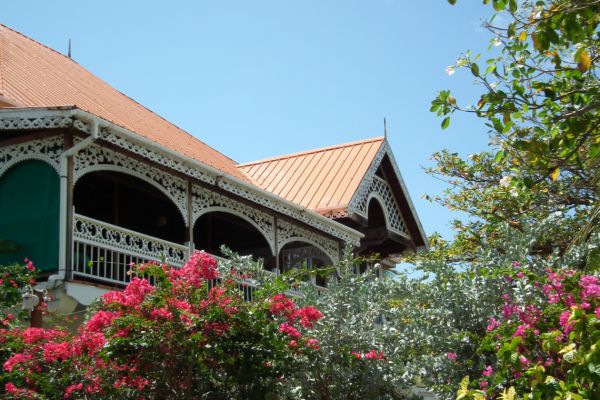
399,2,600,397
428,0,600,260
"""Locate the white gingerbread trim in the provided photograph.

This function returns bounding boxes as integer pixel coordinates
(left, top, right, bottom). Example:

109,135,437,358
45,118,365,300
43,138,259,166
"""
347,140,427,245
73,142,189,225
355,176,409,237
100,130,215,185
379,141,428,248
0,115,73,131
0,108,363,246
276,219,339,264
218,179,359,246
0,136,63,179
191,184,275,254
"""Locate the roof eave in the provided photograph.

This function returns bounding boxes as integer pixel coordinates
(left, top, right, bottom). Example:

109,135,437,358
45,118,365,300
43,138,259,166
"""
0,106,364,245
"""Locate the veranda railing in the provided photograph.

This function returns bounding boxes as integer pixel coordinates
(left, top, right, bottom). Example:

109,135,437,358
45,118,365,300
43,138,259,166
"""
72,214,189,286
71,213,327,298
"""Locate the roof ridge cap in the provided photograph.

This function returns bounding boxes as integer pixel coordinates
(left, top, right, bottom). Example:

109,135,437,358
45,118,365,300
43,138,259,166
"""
237,136,385,168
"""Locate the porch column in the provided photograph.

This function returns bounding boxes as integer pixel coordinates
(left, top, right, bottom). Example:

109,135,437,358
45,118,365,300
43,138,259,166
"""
273,216,279,274
59,134,75,280
186,180,194,257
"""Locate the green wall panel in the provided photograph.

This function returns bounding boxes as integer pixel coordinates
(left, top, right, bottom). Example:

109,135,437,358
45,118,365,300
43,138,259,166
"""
0,160,60,271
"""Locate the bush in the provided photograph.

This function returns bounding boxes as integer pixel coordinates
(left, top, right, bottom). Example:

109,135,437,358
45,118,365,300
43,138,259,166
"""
1,252,322,399
457,268,600,400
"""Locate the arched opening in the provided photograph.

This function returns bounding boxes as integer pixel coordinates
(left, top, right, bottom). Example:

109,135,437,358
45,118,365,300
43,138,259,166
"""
358,197,390,274
279,241,332,287
193,212,274,268
74,171,185,244
367,197,387,229
0,160,59,271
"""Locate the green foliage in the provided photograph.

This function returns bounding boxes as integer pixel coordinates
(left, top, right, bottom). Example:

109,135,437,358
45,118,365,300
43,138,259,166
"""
459,267,600,399
431,0,600,258
0,261,36,327
0,253,322,399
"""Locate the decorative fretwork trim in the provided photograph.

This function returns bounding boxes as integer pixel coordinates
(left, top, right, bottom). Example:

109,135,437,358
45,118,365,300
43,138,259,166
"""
356,176,409,237
281,245,331,269
191,184,275,254
0,136,63,178
347,141,410,238
73,213,188,267
73,142,189,225
0,115,73,131
100,130,215,185
219,180,359,246
277,219,339,264
0,111,362,246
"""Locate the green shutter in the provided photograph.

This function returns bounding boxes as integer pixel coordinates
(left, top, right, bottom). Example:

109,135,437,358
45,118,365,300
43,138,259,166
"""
0,160,60,271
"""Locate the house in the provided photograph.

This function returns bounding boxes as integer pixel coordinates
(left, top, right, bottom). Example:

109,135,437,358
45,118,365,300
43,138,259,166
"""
0,24,427,308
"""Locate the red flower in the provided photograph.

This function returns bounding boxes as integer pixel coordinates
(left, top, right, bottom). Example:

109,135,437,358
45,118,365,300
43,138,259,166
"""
364,349,385,360
278,323,301,339
294,306,323,328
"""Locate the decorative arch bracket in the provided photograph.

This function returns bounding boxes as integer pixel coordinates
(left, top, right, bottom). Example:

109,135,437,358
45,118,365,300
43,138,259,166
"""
276,219,339,264
191,184,275,254
73,141,189,225
347,142,410,238
0,136,63,179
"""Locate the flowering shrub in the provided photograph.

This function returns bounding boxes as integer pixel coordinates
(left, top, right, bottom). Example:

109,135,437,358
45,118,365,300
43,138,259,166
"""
457,268,600,399
0,252,323,399
0,260,37,328
282,254,414,400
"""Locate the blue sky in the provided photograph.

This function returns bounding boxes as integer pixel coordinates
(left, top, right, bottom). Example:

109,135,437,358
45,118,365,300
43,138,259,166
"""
3,1,497,239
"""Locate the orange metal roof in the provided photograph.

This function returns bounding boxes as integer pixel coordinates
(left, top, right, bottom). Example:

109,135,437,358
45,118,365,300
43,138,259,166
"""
0,24,248,181
238,137,384,218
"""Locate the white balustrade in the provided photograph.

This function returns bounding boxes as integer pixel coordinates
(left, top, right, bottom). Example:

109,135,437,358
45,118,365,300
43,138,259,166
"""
72,213,189,285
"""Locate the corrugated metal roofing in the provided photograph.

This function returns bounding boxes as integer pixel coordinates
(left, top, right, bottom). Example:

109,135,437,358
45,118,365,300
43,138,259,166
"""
238,137,384,218
0,24,249,182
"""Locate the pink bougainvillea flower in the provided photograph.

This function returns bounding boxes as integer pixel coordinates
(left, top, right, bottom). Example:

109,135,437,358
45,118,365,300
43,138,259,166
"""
85,310,121,333
270,293,296,319
446,352,457,360
482,365,493,377
3,353,33,372
559,310,574,335
486,317,500,331
580,275,600,302
364,349,385,360
294,306,323,328
64,383,84,399
278,323,301,339
149,307,173,321
513,324,527,337
306,338,320,350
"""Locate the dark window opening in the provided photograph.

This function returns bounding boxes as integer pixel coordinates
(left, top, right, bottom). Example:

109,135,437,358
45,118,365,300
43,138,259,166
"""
367,198,386,228
74,171,185,244
193,212,273,268
279,242,332,287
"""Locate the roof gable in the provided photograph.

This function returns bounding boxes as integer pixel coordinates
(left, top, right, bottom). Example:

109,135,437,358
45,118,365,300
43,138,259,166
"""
238,137,384,216
239,137,428,249
0,24,248,181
